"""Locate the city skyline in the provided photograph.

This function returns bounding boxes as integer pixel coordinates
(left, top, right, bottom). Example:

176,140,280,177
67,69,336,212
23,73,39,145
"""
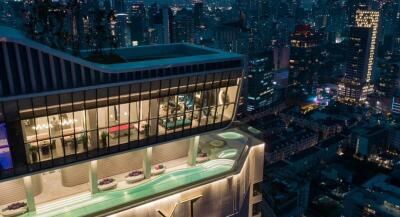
1,0,400,217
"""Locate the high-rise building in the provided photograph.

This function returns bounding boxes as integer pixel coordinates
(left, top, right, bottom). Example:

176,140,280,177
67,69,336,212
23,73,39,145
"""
193,0,203,28
287,25,320,99
246,51,275,113
171,8,195,43
112,13,131,47
148,5,172,44
128,2,146,45
338,9,380,104
0,26,264,217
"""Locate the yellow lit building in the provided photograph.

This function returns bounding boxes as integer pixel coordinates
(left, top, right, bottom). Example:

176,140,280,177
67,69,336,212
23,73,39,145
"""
338,9,380,104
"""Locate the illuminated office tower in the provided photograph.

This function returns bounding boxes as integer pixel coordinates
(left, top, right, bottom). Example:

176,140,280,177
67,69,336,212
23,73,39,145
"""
0,27,263,217
338,9,380,104
246,51,275,113
287,25,320,98
112,13,131,47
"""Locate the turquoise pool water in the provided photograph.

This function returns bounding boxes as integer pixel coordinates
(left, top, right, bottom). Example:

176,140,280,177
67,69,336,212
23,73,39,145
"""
22,160,234,217
217,132,244,140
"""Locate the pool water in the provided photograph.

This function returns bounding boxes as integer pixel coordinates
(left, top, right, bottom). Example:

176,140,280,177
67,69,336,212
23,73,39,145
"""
22,159,234,217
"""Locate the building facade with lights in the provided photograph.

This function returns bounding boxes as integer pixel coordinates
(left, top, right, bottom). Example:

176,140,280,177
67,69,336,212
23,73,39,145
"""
338,9,380,104
0,27,264,217
287,24,321,99
245,51,275,114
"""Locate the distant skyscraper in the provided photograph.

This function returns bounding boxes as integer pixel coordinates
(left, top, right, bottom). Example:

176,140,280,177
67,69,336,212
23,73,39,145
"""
246,51,275,113
171,8,195,43
128,2,146,45
147,5,172,44
193,0,203,28
287,25,320,98
113,13,131,47
338,9,380,104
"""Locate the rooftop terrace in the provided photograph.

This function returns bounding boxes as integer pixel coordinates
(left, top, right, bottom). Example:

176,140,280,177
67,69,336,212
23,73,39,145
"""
0,26,243,73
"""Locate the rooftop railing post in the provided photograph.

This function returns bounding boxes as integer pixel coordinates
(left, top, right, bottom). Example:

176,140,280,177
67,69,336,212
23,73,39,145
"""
187,136,200,166
143,147,153,179
89,160,99,194
23,175,36,212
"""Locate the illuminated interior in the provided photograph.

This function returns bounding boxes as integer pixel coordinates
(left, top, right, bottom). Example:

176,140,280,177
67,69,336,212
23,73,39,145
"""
19,84,239,164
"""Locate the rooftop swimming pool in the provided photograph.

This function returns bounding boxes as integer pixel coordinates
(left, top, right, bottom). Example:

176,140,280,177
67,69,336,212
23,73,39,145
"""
22,159,234,217
18,129,252,217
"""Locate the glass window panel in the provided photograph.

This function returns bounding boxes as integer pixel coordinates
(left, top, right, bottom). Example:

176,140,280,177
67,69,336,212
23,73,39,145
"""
33,97,46,117
73,92,84,111
99,129,109,148
98,107,108,128
48,114,62,138
21,118,36,143
179,77,188,93
151,81,160,98
38,139,52,161
18,99,33,119
74,111,85,133
120,85,130,103
130,84,140,101
169,79,179,95
60,112,74,136
120,103,129,124
34,116,50,141
51,137,64,159
26,142,39,163
160,79,170,97
60,93,73,113
85,109,97,130
108,87,119,105
141,82,150,100
46,95,60,115
227,85,239,104
108,105,118,127
97,88,108,107
87,130,98,151
75,133,87,154
63,133,75,156
85,90,97,109
130,102,139,123
129,123,138,142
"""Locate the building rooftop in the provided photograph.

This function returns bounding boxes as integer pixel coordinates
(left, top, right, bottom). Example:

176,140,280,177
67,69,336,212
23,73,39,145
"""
0,26,243,73
287,146,320,162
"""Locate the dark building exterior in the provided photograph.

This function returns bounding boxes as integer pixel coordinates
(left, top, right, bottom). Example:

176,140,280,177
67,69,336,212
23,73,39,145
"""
193,1,203,28
171,8,195,43
287,24,320,99
128,2,146,45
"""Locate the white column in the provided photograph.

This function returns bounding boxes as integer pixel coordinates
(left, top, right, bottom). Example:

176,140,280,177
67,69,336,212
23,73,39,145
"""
23,176,35,212
89,160,99,194
143,147,153,179
187,136,200,166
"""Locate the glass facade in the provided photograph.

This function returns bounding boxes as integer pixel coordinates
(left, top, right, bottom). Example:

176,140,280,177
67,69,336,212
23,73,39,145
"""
0,71,240,172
